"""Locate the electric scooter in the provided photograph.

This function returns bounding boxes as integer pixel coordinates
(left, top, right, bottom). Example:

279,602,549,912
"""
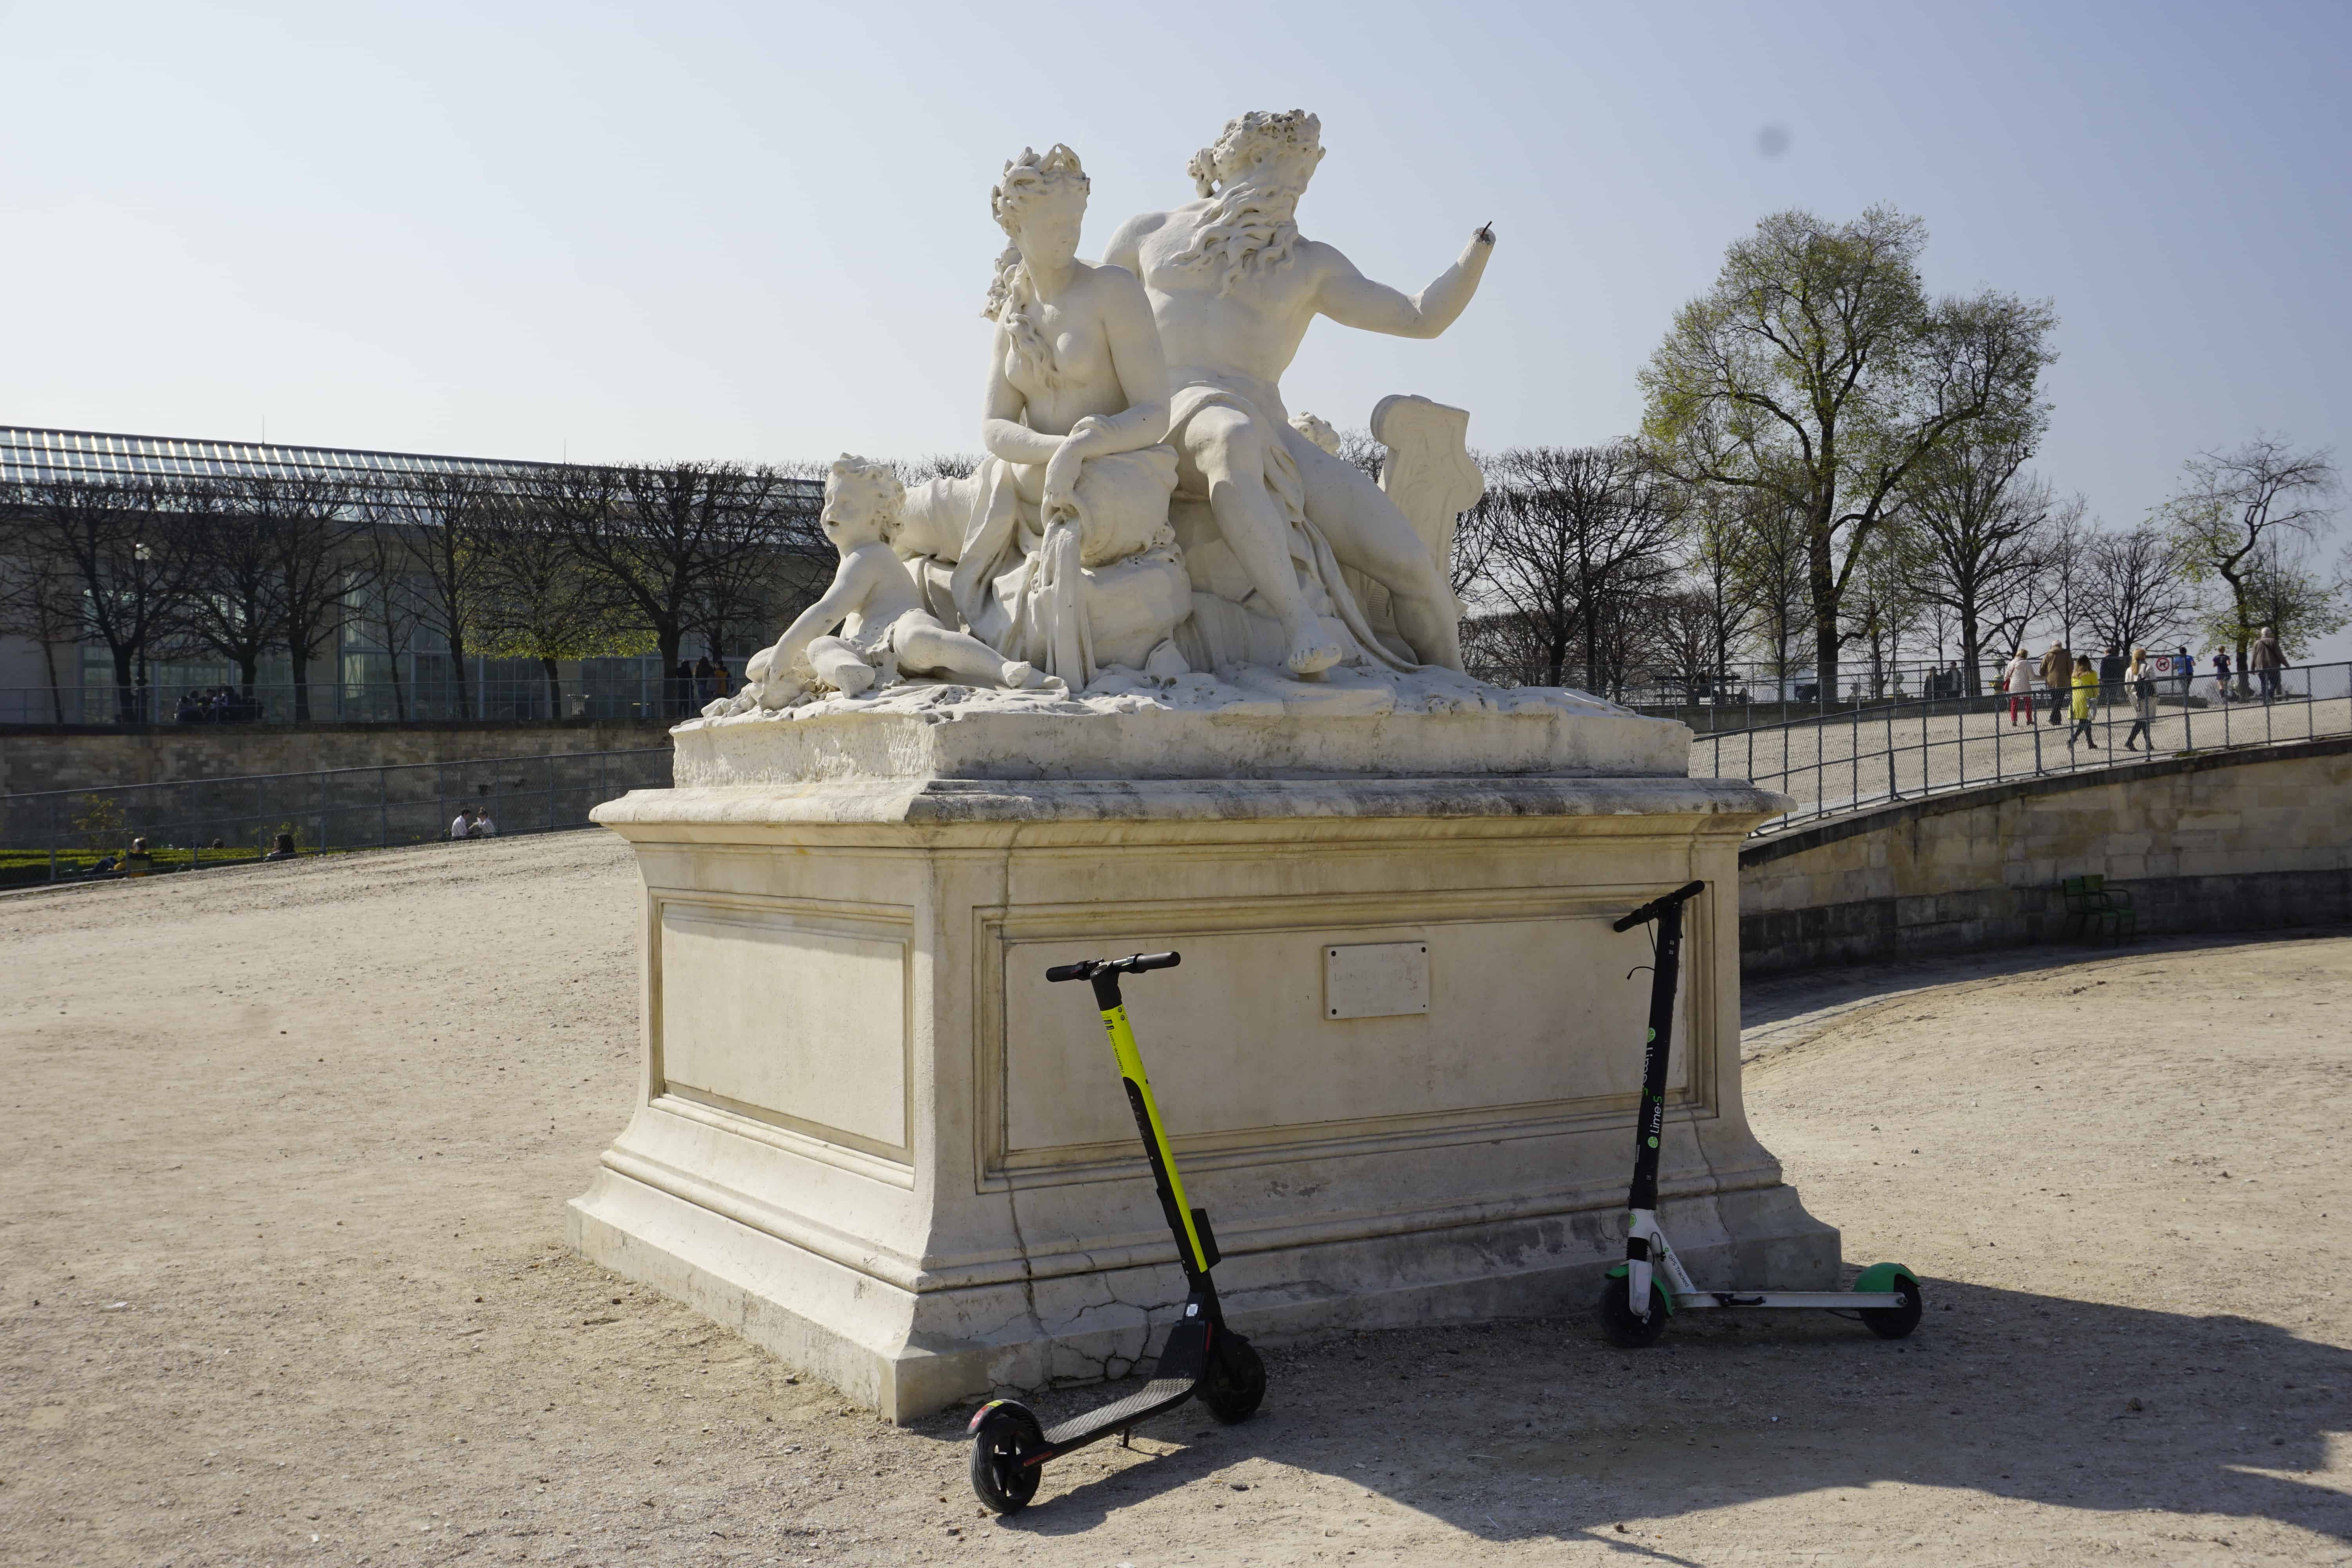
967,951,1267,1514
1598,881,1924,1347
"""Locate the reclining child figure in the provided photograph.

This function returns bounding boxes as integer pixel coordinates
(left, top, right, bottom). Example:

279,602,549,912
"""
747,456,1050,708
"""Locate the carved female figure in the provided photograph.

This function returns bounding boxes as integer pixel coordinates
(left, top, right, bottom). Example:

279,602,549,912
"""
902,145,1192,685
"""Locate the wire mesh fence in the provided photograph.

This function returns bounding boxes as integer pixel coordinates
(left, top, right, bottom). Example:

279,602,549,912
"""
0,746,671,888
0,675,724,726
1693,661,2352,833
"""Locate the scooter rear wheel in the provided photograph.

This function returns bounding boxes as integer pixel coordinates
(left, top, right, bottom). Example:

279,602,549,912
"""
1200,1334,1266,1424
969,1404,1045,1514
1595,1273,1670,1348
1859,1274,1924,1340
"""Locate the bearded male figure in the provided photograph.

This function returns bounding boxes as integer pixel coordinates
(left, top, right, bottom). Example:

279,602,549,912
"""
1103,110,1493,675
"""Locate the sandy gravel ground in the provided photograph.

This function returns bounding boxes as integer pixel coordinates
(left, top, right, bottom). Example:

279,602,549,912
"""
3,832,2349,1566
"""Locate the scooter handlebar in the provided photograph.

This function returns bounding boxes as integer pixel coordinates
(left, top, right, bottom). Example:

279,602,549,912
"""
1613,881,1707,933
1046,951,1183,983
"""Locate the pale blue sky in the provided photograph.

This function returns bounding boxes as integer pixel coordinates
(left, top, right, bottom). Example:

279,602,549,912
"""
2,0,2345,566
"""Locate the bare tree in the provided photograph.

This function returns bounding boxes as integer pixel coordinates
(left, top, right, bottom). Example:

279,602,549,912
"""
1728,489,1814,696
0,500,84,721
8,475,194,721
1469,443,1682,692
543,461,797,697
1842,528,1922,697
1898,434,2057,693
689,480,830,673
2030,497,2099,654
1642,206,2058,697
176,479,285,704
232,472,369,722
475,505,639,717
2085,523,2197,656
1668,489,1757,699
382,470,509,720
354,521,429,720
2161,436,2340,664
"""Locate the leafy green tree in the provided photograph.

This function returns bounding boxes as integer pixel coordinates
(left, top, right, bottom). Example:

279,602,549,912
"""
2160,436,2340,661
1642,207,2056,697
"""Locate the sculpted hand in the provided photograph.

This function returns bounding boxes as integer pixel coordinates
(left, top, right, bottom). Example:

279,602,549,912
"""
1040,424,1100,526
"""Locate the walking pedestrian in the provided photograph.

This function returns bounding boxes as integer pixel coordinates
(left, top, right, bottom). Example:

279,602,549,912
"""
2123,648,2158,750
2250,626,2285,701
2210,647,2234,703
693,655,717,708
2002,647,2034,725
2040,640,2072,726
2174,644,2193,699
2098,644,2126,709
2067,654,2100,749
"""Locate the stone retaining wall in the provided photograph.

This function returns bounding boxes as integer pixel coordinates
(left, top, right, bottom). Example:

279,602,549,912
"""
1738,737,2352,973
0,719,675,795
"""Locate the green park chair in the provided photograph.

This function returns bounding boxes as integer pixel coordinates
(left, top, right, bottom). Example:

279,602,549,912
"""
2060,874,2137,944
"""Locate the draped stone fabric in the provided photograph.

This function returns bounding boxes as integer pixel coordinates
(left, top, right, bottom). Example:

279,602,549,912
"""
1161,384,1414,676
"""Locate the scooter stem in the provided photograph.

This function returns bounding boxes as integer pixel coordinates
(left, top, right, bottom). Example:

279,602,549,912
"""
1626,895,1689,1214
1092,973,1214,1283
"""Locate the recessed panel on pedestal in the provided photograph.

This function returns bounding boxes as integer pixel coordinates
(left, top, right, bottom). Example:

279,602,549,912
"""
657,900,911,1161
993,895,1697,1169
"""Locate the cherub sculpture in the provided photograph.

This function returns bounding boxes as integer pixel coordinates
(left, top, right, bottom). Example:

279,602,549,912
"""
747,456,1051,708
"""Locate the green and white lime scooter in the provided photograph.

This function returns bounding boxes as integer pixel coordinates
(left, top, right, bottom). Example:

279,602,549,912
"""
1598,881,1924,1347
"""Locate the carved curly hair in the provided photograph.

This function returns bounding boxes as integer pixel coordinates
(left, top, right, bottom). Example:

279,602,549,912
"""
1174,111,1324,296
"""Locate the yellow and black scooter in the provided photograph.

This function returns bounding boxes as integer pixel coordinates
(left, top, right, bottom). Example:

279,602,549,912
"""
966,951,1266,1515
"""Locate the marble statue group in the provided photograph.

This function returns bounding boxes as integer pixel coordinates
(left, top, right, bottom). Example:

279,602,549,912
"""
579,111,1812,1422
729,110,1499,718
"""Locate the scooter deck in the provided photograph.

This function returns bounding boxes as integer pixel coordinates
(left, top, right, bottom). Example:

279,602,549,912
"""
1672,1291,1906,1310
1039,1319,1209,1451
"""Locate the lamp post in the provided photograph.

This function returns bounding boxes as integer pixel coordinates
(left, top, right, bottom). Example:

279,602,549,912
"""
133,541,151,724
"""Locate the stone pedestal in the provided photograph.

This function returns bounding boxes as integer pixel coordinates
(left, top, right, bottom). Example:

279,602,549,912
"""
569,694,1827,1420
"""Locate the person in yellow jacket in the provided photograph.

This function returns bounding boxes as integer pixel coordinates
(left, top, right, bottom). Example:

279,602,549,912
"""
2067,654,2100,749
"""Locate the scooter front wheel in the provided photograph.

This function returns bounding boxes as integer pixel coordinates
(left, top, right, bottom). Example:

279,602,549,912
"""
1200,1334,1266,1424
1595,1273,1670,1348
968,1402,1045,1514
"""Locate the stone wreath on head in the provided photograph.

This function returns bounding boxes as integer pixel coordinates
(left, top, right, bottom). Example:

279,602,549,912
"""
1188,109,1325,197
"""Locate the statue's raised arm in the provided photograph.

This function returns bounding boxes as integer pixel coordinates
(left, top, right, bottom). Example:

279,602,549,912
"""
1310,222,1495,339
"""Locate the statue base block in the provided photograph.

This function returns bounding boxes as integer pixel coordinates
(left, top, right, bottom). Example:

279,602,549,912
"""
570,702,1829,1421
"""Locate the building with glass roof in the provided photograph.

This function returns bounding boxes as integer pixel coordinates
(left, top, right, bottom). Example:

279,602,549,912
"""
0,425,823,725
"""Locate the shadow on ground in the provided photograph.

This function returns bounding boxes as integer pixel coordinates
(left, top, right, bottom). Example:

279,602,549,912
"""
971,1279,2351,1551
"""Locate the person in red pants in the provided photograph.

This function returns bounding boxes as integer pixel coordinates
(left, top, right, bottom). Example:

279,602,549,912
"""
2001,647,2035,725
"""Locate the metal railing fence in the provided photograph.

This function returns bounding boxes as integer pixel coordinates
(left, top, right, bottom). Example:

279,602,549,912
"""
0,746,671,887
1692,660,2352,833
